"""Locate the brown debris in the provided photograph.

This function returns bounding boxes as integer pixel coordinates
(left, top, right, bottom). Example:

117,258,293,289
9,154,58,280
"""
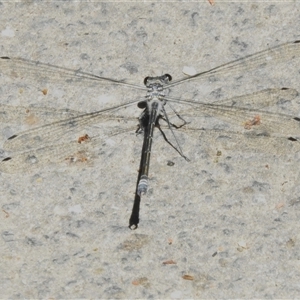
275,202,285,210
42,88,48,95
132,277,150,287
162,260,177,265
2,209,9,218
78,134,90,144
24,109,39,125
182,274,194,281
65,151,89,164
244,115,261,129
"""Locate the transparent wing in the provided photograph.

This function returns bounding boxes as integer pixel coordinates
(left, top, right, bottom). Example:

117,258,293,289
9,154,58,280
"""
162,88,300,156
176,127,300,157
0,104,81,125
0,56,145,174
166,88,300,138
0,56,145,91
0,125,137,173
168,40,300,87
213,87,299,109
0,102,139,174
167,88,298,109
2,100,140,152
1,88,299,174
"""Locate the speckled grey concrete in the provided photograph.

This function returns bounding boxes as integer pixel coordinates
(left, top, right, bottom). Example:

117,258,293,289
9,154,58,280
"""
1,2,300,299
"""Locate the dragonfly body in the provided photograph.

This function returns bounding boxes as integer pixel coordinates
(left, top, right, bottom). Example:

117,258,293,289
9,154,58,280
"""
136,74,172,196
0,41,300,229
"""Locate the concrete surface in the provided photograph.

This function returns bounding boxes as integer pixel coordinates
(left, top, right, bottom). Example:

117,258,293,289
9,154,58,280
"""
1,2,300,298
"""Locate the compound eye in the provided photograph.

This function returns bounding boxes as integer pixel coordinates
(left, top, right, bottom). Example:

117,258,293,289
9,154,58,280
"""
137,101,147,109
165,74,172,82
143,76,150,86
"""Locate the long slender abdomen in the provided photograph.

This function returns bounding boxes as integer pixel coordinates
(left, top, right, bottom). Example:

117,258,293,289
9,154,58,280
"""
137,174,148,195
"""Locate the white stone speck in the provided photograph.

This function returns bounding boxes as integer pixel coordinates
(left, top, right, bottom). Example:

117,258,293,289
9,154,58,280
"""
68,204,82,214
1,27,15,37
182,66,197,76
